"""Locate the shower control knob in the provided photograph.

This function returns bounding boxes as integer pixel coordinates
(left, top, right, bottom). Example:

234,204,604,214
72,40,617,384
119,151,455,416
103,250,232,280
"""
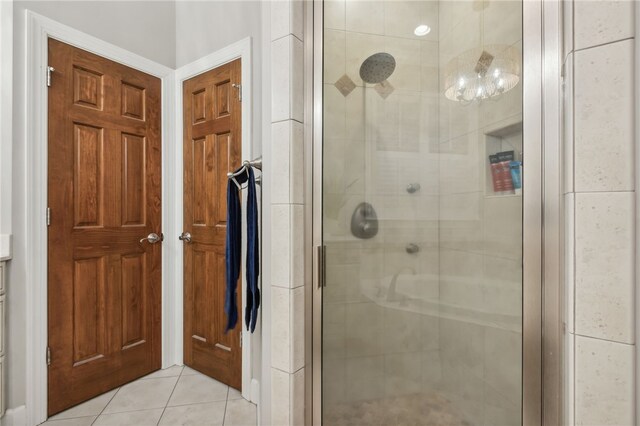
406,183,421,194
405,243,420,254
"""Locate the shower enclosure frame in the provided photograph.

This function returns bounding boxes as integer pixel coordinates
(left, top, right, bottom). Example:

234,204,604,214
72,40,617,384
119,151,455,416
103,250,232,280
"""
307,0,560,424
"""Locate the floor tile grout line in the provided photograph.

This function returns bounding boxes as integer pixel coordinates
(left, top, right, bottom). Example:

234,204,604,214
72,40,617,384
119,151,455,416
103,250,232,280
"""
222,387,231,426
87,387,120,426
50,367,246,425
163,399,229,409
89,406,169,418
157,374,182,426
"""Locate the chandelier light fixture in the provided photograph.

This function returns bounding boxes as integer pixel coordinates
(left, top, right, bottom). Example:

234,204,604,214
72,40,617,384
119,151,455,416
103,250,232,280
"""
443,4,521,105
443,44,521,104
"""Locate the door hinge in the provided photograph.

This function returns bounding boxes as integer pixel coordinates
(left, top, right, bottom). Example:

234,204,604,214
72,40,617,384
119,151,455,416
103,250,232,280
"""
46,66,55,87
239,333,243,348
47,346,51,366
46,207,51,226
232,83,242,102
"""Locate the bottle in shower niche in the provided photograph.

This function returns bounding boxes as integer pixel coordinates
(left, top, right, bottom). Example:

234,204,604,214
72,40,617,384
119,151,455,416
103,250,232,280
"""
498,151,515,191
489,154,504,192
489,150,515,194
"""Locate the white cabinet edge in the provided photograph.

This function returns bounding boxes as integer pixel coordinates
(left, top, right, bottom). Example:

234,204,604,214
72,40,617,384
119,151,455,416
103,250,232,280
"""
0,235,11,261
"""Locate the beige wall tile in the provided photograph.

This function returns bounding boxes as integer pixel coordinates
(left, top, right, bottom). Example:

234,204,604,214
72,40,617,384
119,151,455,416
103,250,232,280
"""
271,122,291,204
483,196,523,261
565,332,575,426
575,336,634,426
323,357,346,404
483,0,522,46
575,192,635,343
271,205,291,287
346,302,384,357
324,29,346,84
271,36,304,123
563,0,574,57
383,352,422,396
271,287,291,372
484,326,521,406
345,355,384,401
271,0,303,41
574,40,634,192
290,36,304,123
482,256,521,318
574,0,634,50
564,193,575,334
563,53,574,194
325,0,346,30
271,368,290,425
345,0,384,35
291,368,305,425
271,36,291,122
382,308,423,354
383,0,439,41
289,122,304,205
439,248,484,310
291,286,305,371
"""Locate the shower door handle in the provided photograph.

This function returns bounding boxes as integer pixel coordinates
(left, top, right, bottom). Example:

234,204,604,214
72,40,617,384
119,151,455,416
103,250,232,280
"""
316,245,326,289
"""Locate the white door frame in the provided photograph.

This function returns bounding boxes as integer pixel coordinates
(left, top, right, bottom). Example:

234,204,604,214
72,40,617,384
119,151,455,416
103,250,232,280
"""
173,37,255,403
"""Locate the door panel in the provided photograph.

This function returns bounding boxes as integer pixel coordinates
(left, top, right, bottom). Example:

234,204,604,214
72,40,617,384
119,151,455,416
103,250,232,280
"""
183,60,242,389
47,39,162,416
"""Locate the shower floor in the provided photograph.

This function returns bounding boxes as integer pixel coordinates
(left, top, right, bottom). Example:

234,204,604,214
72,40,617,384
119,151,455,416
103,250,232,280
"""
323,392,471,426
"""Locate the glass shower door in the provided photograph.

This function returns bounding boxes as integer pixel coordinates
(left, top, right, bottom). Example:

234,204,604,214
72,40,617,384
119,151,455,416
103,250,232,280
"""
321,0,523,424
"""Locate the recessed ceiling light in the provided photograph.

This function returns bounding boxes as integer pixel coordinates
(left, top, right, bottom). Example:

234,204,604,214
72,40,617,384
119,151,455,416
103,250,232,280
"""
414,24,431,36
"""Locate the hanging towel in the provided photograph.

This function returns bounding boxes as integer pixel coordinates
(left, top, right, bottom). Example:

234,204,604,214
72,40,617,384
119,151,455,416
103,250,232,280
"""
244,167,260,332
224,168,243,332
225,166,261,333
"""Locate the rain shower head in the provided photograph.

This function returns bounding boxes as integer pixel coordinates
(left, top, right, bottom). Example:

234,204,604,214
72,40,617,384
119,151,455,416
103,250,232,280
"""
359,52,396,84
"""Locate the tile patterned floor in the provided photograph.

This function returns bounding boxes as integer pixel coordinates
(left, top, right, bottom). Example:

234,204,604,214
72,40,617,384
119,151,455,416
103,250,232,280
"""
42,366,257,426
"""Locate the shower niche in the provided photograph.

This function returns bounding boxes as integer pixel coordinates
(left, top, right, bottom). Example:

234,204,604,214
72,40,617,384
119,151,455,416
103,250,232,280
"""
484,121,523,197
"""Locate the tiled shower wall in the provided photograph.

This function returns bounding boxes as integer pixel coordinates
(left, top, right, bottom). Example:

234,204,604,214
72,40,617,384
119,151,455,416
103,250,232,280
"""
435,1,522,424
563,0,636,424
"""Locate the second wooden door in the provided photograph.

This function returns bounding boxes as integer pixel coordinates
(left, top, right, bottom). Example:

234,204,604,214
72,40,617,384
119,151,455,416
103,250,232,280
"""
182,60,242,389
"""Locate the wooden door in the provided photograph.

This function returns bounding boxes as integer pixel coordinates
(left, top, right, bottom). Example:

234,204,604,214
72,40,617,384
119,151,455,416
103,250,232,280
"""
47,39,162,416
183,60,242,389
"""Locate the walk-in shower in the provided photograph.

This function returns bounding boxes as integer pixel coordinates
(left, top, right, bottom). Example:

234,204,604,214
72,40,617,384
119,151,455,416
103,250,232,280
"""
314,0,530,424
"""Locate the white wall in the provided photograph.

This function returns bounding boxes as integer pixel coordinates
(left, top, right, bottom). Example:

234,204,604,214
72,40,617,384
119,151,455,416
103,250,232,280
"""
175,1,263,157
14,1,176,67
563,0,637,424
7,0,177,411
